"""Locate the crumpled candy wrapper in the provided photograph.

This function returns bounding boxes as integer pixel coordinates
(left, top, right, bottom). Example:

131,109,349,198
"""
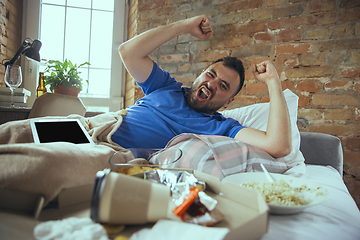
34,217,108,240
144,170,206,206
144,170,223,226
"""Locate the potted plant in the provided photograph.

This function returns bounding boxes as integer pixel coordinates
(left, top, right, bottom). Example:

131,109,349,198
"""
43,59,90,97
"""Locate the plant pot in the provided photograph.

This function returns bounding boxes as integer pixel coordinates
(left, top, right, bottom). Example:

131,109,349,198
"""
53,85,80,97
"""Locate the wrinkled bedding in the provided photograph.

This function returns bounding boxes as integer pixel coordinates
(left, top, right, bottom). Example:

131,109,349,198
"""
0,113,133,205
0,113,301,206
164,133,293,179
261,165,360,240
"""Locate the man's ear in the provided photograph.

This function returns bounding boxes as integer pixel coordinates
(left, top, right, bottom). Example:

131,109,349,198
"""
222,97,234,108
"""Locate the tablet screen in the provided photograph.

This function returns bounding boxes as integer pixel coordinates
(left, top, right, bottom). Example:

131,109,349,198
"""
33,121,92,144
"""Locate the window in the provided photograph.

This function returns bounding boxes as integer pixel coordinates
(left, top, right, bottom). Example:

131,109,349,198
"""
22,0,128,112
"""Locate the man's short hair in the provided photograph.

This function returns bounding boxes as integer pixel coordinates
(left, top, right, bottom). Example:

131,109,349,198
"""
210,57,245,97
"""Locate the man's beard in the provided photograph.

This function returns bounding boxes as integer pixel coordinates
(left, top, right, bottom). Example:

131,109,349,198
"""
186,86,225,115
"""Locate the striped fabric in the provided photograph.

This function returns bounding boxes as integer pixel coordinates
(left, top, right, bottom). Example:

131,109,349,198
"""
164,133,291,180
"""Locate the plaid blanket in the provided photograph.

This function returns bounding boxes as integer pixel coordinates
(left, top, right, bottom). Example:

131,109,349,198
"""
164,133,291,180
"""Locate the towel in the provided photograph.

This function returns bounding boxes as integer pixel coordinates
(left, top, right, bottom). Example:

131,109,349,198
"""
130,219,229,240
34,217,108,240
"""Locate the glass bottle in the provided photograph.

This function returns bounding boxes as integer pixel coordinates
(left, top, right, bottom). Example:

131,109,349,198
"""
36,72,47,97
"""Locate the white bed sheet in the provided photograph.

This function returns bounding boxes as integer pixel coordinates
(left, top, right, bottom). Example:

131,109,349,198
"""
261,165,360,240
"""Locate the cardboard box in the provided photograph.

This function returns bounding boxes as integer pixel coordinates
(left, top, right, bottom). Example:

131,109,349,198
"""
179,170,269,240
92,169,269,240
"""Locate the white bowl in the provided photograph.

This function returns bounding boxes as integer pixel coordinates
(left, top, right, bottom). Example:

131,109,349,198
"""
222,172,329,215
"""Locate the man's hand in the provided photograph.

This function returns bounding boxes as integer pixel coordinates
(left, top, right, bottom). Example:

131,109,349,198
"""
119,15,213,83
252,61,280,85
186,15,212,39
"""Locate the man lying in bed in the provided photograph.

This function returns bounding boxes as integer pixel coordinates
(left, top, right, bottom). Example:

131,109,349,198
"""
112,14,291,159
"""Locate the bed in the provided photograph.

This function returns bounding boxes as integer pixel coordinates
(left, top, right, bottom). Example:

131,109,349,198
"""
0,90,360,240
1,131,358,240
260,131,360,240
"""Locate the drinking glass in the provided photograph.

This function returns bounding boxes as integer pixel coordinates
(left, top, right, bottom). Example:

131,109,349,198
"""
4,65,23,107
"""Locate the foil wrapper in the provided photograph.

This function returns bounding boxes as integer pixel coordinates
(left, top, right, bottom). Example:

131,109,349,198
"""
143,169,224,226
144,169,206,206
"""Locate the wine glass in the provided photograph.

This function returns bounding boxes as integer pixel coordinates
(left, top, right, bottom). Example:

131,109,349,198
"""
4,65,23,107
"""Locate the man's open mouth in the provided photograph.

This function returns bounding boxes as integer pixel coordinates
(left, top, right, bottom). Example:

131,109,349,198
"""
196,86,211,101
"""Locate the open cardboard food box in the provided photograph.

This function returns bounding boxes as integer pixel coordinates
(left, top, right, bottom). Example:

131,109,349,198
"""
0,168,269,240
91,168,269,240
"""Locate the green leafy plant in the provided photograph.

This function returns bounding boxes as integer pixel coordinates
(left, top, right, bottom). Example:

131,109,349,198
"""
43,59,90,92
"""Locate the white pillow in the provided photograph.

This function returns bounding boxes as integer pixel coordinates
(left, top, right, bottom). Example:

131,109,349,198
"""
221,89,305,176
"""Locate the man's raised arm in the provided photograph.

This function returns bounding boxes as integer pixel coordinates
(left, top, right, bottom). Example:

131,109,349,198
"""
235,61,292,158
118,15,212,83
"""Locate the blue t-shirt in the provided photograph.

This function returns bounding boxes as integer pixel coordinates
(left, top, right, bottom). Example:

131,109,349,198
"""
111,62,244,148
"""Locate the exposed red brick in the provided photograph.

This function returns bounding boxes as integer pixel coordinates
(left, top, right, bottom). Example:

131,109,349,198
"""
156,6,173,16
324,80,350,89
148,18,168,28
249,0,262,9
339,7,360,22
245,70,255,81
268,16,316,31
286,66,333,78
355,83,360,93
194,50,229,62
276,43,311,54
238,22,266,34
138,0,165,11
298,95,310,107
296,81,322,92
178,63,190,72
351,50,360,64
172,73,197,86
356,107,360,121
261,95,270,103
264,0,286,7
273,5,304,19
246,82,268,94
317,12,337,25
250,56,270,66
298,109,323,121
324,109,353,121
340,0,360,8
220,1,250,14
344,178,360,198
212,35,251,49
345,137,360,151
276,55,299,67
281,80,295,91
308,122,359,136
300,53,326,66
312,94,358,106
309,0,336,13
161,53,189,63
233,44,273,58
253,32,275,43
277,29,301,42
344,152,360,167
233,95,260,106
341,66,360,78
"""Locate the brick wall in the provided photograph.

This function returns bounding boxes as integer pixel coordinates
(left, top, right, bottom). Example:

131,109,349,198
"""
125,0,360,208
0,0,23,86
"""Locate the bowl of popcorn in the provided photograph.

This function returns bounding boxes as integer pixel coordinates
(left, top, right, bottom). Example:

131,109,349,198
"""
109,147,182,175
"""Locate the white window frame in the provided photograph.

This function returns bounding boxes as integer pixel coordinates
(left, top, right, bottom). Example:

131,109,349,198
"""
21,0,128,112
